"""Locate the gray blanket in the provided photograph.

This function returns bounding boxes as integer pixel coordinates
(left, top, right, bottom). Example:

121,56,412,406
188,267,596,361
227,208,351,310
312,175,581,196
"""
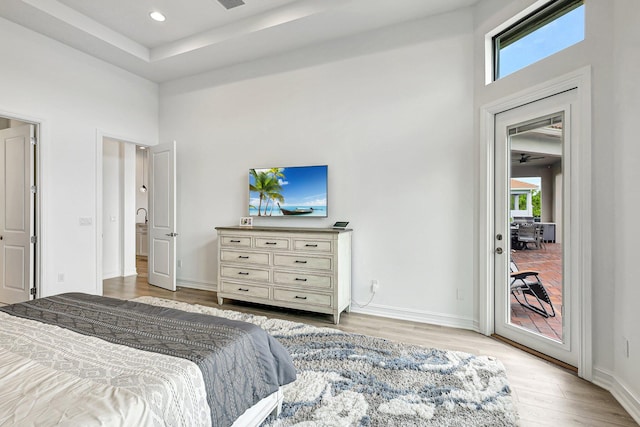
0,293,296,427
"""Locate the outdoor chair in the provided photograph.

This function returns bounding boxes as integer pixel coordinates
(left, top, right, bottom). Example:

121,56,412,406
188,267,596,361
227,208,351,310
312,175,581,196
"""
510,259,556,318
516,223,538,249
534,224,545,249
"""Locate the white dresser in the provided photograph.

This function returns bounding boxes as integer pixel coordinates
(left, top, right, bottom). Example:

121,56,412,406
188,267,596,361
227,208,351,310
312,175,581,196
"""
215,226,352,324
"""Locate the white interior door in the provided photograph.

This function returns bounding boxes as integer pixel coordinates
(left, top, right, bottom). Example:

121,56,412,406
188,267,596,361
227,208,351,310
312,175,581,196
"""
148,141,177,291
0,125,34,304
494,90,579,367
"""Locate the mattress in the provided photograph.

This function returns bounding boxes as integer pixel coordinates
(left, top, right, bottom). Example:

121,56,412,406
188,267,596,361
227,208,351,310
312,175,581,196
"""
0,293,296,426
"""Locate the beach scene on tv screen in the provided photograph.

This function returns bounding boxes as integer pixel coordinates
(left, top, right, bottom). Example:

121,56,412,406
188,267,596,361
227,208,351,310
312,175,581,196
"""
249,166,327,217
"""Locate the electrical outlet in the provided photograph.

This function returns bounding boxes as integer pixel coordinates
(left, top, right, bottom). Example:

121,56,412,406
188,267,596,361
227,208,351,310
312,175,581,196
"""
371,280,380,293
78,217,92,226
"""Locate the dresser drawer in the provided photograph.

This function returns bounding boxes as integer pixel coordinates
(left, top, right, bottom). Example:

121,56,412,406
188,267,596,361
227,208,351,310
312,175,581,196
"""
220,235,251,248
273,271,332,289
293,239,332,253
255,237,289,250
220,265,270,282
273,289,332,307
274,254,332,271
221,282,270,299
221,250,270,266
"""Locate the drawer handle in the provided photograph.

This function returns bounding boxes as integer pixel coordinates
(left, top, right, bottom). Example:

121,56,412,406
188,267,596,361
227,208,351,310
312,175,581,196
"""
265,242,277,245
305,244,318,247
230,240,241,243
238,288,249,292
295,278,308,282
238,256,250,259
238,272,250,275
294,260,308,264
294,296,307,300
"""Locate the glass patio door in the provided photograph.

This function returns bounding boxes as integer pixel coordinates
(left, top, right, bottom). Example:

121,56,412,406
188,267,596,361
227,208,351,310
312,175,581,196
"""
494,90,579,367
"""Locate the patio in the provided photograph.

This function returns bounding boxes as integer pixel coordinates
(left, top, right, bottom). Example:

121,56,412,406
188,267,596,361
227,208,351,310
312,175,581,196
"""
510,242,563,341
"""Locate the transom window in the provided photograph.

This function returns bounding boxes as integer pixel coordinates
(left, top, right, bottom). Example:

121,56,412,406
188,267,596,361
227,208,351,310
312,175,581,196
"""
492,0,584,81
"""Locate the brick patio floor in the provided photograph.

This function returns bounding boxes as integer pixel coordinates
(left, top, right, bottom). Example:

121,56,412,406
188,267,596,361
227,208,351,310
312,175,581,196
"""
510,242,563,341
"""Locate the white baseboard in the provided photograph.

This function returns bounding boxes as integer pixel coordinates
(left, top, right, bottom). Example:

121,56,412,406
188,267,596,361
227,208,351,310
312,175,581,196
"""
174,282,476,330
177,278,217,292
350,302,477,331
103,269,137,280
174,280,474,331
102,272,120,280
593,367,640,424
593,367,615,390
123,269,137,277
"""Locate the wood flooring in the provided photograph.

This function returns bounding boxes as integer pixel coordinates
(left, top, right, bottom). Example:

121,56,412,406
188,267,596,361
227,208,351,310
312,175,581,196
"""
103,263,637,427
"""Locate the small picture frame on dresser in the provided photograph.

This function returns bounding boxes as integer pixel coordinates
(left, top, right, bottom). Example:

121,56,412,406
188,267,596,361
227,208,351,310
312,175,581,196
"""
239,217,253,227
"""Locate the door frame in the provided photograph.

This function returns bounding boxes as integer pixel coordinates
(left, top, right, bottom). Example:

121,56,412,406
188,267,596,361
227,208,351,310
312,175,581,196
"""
95,130,151,295
0,108,43,300
478,66,593,379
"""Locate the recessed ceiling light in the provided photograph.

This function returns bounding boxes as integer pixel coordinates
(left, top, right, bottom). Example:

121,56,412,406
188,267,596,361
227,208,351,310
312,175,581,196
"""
149,11,166,22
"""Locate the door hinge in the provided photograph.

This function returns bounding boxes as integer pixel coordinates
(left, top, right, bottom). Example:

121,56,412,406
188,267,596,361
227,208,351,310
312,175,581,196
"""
30,236,37,244
31,185,37,194
30,136,37,146
30,287,37,297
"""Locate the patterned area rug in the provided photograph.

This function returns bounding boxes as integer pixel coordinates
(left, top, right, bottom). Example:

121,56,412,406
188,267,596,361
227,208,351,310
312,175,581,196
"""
133,297,518,427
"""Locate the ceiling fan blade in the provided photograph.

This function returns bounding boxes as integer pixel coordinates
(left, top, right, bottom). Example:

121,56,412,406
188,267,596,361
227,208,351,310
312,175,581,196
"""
518,153,545,163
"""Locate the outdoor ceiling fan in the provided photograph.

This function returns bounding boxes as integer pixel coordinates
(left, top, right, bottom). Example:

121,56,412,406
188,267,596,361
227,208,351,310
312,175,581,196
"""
518,153,545,163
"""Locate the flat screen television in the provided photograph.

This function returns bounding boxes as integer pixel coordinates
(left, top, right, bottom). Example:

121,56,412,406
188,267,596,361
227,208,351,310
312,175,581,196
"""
249,165,327,217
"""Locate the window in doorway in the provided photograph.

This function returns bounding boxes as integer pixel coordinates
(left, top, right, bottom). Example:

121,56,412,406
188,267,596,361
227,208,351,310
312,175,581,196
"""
492,0,584,80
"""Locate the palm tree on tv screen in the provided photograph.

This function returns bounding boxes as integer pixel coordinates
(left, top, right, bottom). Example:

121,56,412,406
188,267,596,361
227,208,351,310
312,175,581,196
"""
266,193,284,216
263,168,285,216
250,169,284,216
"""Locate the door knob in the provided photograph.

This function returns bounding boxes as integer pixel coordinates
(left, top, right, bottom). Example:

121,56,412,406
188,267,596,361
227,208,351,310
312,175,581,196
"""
496,247,503,254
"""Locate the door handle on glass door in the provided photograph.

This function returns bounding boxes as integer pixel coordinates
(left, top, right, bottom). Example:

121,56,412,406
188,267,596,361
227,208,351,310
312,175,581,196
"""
495,247,503,254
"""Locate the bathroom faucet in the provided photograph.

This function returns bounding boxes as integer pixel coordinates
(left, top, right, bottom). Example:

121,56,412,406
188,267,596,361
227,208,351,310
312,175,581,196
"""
136,208,148,223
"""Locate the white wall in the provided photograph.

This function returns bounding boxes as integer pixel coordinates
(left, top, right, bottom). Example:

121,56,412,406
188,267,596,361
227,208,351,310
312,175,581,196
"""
0,17,158,296
160,9,476,327
122,143,137,276
102,139,122,279
473,0,639,418
612,0,640,414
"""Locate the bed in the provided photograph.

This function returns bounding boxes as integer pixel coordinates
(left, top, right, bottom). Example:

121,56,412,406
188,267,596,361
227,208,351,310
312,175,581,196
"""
0,293,297,426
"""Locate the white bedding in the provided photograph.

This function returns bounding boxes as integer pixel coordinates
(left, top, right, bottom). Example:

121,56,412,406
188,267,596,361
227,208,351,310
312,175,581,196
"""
0,311,211,426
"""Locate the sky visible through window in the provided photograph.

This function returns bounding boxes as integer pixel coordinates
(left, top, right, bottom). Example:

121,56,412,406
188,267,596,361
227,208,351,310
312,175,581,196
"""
499,4,584,79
